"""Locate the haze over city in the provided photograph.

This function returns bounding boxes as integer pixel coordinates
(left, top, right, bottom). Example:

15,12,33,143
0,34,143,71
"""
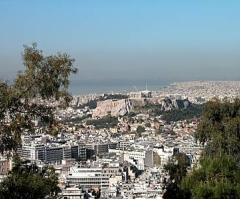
3,2,240,198
1,1,240,94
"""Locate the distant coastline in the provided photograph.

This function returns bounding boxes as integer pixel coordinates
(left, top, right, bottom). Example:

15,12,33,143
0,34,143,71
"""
69,83,166,95
69,79,171,95
69,79,240,95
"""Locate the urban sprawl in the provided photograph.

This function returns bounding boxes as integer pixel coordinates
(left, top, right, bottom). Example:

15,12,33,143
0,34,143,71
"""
1,80,240,199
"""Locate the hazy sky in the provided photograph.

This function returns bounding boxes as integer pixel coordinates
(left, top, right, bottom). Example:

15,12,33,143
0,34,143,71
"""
1,0,240,91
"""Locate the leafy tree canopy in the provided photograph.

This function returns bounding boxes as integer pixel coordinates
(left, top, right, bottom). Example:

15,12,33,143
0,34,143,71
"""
180,99,240,199
0,44,77,198
0,158,60,199
163,153,190,199
195,99,240,159
86,115,118,129
136,125,145,134
0,43,77,155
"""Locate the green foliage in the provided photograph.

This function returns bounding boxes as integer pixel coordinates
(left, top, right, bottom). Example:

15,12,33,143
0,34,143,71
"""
0,44,76,198
168,130,176,135
0,43,77,154
145,122,151,127
182,155,240,199
0,159,60,199
157,128,164,134
136,125,145,134
181,99,240,198
163,153,190,199
133,102,203,123
195,99,240,159
127,111,137,118
86,115,118,129
161,104,203,124
164,153,189,184
134,102,162,114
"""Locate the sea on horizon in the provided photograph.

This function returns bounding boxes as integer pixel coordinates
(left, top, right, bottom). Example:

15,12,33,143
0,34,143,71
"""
68,79,171,95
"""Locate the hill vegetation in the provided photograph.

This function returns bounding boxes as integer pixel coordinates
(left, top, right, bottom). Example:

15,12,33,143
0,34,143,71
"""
86,115,118,129
164,99,240,199
161,104,203,123
131,101,203,123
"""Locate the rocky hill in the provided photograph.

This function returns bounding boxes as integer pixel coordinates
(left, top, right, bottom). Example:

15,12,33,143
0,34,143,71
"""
92,99,144,118
92,98,192,118
158,98,192,111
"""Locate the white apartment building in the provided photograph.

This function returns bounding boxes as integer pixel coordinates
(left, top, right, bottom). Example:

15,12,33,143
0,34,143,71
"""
66,167,109,190
109,149,146,160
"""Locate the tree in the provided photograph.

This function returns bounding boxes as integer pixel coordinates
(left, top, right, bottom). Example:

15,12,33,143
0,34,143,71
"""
163,153,190,199
0,44,77,198
0,158,60,199
194,99,240,162
181,154,240,199
0,43,77,154
164,153,189,184
86,115,118,129
145,122,151,128
136,125,145,134
181,99,240,198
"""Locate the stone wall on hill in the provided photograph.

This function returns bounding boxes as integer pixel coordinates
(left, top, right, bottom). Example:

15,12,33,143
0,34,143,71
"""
92,99,141,118
92,98,191,118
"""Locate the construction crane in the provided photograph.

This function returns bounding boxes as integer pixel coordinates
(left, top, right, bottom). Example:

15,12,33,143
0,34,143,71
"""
133,85,139,92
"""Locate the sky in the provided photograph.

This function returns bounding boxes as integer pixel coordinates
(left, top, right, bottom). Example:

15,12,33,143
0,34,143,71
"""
1,1,240,93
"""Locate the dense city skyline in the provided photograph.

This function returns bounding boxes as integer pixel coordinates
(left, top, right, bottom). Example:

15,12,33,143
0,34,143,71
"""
1,2,240,197
1,1,240,94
